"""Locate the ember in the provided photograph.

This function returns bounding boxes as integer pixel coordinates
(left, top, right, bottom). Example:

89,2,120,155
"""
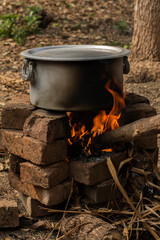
68,78,125,156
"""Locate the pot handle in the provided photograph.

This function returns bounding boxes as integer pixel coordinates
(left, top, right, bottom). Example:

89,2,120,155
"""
22,59,35,81
123,56,130,74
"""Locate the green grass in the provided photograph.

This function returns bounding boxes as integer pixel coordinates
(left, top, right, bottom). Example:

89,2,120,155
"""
0,5,43,45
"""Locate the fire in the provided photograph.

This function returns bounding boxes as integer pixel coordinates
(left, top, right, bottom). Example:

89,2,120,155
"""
68,78,125,155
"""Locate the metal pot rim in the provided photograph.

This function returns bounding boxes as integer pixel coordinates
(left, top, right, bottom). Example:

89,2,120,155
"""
20,45,130,61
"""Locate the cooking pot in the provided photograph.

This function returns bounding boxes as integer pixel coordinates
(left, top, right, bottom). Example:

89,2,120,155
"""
21,45,130,112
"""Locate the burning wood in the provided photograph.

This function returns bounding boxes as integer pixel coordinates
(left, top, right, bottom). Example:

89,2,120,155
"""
95,114,160,147
68,78,126,156
67,79,159,157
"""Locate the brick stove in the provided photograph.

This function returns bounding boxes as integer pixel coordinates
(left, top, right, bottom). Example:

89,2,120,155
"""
0,42,159,220
1,92,158,217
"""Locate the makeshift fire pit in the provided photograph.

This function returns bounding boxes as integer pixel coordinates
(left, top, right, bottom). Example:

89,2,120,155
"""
1,45,160,239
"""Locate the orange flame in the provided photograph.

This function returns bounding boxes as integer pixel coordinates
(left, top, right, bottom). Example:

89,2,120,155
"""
68,78,125,154
90,79,125,136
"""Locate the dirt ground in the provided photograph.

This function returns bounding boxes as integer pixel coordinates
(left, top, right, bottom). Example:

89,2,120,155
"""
0,0,160,239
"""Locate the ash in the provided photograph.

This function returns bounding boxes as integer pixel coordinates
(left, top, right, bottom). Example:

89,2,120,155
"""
69,144,126,163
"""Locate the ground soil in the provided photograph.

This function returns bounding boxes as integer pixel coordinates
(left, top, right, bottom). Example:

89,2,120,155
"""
0,0,160,239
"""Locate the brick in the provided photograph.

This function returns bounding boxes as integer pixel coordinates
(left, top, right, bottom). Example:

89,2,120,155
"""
10,154,25,173
0,199,19,228
19,193,61,217
82,179,120,203
70,151,127,186
125,93,150,106
132,149,159,170
9,171,71,206
124,103,156,124
1,103,35,130
2,130,67,165
20,161,69,188
23,109,71,143
135,135,157,149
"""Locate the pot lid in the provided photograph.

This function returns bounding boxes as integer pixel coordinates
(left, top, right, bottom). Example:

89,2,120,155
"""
21,45,130,61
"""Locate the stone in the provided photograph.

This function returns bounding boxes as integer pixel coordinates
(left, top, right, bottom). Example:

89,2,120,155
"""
0,199,19,228
2,130,67,165
19,193,61,217
10,154,25,173
1,103,34,130
70,151,127,186
20,161,69,188
82,179,120,203
9,171,71,206
23,109,70,143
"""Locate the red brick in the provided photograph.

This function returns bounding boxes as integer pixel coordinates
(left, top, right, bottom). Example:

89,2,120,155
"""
2,130,67,165
82,179,120,203
20,161,69,188
23,109,70,143
10,154,25,173
1,103,34,130
70,151,127,186
19,193,61,217
0,199,19,228
9,171,71,206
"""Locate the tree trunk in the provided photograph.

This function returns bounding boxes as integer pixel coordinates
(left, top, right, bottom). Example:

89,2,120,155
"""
132,0,160,61
125,0,160,83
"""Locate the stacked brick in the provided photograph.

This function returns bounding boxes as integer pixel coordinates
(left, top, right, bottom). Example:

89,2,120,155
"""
1,92,158,215
70,151,126,204
1,103,71,217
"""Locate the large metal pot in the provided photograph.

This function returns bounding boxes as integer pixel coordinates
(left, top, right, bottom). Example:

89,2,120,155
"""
21,45,130,112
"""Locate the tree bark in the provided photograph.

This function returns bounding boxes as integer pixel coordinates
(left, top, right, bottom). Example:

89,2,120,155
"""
125,0,160,83
131,0,160,61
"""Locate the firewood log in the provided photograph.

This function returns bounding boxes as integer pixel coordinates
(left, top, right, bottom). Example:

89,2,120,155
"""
95,114,160,147
60,214,124,240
